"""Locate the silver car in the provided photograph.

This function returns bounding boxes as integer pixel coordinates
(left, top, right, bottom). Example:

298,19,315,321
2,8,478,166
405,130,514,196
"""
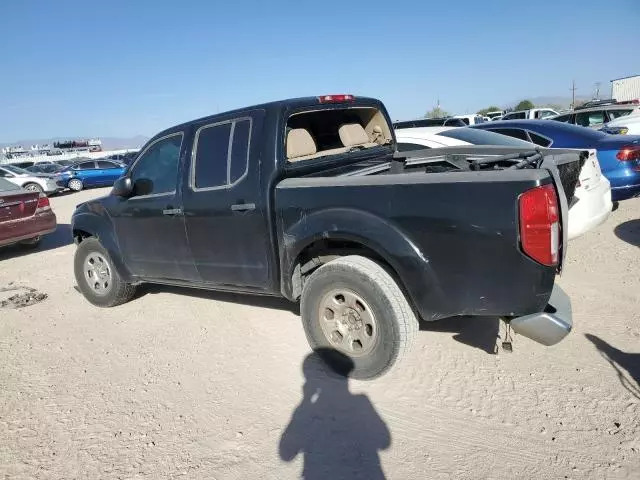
0,164,61,194
550,104,640,129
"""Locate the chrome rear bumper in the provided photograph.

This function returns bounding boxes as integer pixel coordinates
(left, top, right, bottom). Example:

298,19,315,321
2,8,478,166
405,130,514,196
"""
509,285,572,346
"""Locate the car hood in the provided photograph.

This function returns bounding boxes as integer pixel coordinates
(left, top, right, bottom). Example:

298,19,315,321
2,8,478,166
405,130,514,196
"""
603,113,640,127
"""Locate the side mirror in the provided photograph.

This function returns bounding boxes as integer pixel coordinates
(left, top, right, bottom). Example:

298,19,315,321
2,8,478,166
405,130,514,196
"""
112,176,133,197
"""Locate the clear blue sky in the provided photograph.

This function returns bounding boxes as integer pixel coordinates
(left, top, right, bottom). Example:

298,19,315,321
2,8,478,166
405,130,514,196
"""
1,0,638,142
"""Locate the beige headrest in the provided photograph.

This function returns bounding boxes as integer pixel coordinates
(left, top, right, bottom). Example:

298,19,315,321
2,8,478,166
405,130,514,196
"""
287,128,316,159
339,123,370,147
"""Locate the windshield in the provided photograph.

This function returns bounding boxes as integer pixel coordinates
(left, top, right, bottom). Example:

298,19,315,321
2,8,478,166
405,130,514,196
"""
437,128,534,147
3,165,31,175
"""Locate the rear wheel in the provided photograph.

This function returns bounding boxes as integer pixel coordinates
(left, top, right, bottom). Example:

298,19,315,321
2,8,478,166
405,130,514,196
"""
68,178,83,191
74,237,136,307
23,183,43,193
300,255,418,380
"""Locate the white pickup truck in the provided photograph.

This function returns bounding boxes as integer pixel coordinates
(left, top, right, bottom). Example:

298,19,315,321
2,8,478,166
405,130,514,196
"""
502,108,559,120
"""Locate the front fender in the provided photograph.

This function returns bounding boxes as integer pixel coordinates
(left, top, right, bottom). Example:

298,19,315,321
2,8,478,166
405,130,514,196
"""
72,208,132,283
279,207,445,319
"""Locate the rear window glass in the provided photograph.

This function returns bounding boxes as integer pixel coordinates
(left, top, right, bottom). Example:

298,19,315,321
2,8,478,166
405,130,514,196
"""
551,114,572,123
504,111,527,120
487,128,531,142
0,177,20,191
438,128,533,147
608,109,633,120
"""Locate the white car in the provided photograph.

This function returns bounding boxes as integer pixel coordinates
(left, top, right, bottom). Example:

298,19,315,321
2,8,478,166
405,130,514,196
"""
453,114,487,125
600,112,640,136
502,108,559,120
0,164,60,194
394,127,612,240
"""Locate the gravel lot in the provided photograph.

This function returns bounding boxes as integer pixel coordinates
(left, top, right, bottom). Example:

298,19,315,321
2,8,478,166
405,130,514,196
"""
1,188,639,479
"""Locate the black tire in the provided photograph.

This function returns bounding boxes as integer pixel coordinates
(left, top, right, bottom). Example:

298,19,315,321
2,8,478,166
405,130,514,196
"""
74,237,136,307
300,255,418,380
23,182,43,193
68,178,84,192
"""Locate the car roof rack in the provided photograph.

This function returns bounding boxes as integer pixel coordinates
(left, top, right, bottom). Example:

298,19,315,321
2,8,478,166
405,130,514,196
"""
574,99,617,110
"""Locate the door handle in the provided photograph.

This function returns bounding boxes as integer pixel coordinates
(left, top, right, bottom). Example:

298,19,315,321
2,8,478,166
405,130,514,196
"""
162,207,183,216
230,203,256,212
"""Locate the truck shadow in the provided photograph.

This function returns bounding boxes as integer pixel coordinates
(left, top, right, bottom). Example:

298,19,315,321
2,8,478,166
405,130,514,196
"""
137,284,300,315
0,223,72,261
585,333,640,399
419,316,499,354
614,219,640,247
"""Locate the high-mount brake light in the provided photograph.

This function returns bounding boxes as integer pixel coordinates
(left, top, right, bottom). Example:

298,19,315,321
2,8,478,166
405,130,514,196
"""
317,94,355,104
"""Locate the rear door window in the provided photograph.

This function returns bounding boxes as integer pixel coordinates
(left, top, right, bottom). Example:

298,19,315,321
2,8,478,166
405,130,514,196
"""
576,111,605,127
488,128,531,142
551,113,573,123
75,162,96,170
527,132,553,147
97,161,121,169
607,109,633,120
191,118,252,190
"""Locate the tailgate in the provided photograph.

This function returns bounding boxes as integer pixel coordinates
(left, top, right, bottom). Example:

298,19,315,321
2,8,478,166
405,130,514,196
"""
0,190,40,223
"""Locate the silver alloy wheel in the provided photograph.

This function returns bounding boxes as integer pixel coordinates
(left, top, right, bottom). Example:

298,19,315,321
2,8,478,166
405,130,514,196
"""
24,184,41,192
318,288,378,357
68,179,83,191
84,253,112,295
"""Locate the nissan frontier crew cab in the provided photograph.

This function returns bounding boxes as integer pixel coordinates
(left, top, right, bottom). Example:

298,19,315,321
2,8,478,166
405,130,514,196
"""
71,94,581,379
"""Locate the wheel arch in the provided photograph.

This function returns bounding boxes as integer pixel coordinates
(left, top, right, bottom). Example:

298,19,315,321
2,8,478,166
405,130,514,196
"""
280,208,440,319
72,212,133,282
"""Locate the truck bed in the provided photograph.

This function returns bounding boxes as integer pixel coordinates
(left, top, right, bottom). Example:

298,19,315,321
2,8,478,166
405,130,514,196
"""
275,146,583,322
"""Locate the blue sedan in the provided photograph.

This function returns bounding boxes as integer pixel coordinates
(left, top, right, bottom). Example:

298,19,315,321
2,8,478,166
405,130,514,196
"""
472,120,640,201
55,159,127,192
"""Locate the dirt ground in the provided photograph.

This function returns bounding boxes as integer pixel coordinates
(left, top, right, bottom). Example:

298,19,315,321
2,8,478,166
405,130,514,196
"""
1,188,639,479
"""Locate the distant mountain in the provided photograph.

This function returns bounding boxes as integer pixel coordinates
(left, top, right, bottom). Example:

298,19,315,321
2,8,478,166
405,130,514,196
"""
0,135,149,151
506,95,593,110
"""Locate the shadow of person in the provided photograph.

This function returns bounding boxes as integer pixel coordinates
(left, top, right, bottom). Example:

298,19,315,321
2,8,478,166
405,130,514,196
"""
279,349,390,480
585,334,640,399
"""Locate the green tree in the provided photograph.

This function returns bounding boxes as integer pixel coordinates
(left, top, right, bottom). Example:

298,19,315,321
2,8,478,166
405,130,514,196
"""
515,100,535,111
477,106,502,116
424,106,450,119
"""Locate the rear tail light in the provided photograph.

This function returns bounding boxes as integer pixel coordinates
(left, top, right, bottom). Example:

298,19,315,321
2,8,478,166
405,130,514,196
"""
36,193,51,213
616,145,640,162
318,94,354,104
519,184,559,266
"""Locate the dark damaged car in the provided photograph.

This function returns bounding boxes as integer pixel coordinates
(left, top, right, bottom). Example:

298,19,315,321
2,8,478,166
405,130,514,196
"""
71,94,582,379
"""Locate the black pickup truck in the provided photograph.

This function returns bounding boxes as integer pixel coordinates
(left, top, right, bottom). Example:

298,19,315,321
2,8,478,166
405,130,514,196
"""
71,94,581,379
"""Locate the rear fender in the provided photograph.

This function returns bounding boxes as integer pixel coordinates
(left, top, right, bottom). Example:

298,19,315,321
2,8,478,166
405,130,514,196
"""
280,208,443,318
72,212,133,282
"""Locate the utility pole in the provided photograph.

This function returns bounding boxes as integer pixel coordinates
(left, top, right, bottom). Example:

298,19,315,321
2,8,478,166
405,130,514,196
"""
570,80,577,108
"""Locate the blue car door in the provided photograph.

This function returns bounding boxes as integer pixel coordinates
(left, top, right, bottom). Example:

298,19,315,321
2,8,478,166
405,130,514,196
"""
96,160,124,185
73,161,100,186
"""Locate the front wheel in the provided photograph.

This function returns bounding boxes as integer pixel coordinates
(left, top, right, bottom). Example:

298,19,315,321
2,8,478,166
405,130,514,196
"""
68,178,83,191
74,237,137,307
300,255,418,380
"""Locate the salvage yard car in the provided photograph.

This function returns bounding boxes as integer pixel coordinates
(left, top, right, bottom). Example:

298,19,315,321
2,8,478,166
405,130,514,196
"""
54,159,127,191
0,164,61,194
394,126,612,240
0,177,57,249
71,94,582,379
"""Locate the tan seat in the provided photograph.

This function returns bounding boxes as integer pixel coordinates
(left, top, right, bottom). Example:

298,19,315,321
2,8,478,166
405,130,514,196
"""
287,128,317,161
338,123,378,149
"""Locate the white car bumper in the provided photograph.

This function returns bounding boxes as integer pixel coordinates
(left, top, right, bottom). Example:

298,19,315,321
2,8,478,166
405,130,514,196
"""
567,176,612,240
